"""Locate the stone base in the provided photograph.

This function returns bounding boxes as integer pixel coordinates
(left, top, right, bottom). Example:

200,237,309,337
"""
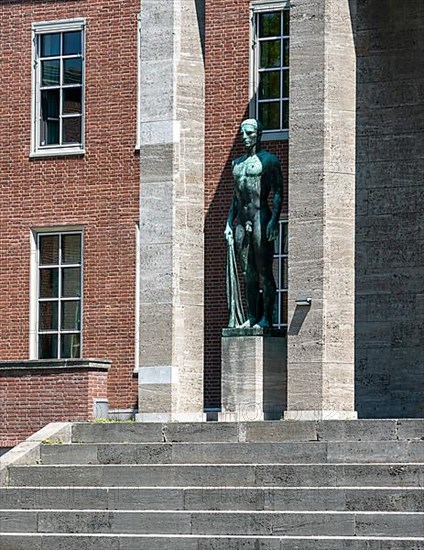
220,329,287,422
135,412,206,423
284,410,358,421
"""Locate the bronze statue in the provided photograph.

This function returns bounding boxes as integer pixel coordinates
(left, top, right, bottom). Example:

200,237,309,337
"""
225,119,283,328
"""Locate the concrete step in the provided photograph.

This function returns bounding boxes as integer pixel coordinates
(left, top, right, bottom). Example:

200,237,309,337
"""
1,510,423,536
71,419,424,444
1,486,422,512
40,440,424,465
1,534,423,550
8,463,424,488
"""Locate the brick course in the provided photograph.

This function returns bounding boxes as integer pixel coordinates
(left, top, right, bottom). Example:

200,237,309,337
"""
0,364,108,447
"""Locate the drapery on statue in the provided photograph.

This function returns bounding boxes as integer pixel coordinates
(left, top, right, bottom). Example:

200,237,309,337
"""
225,119,283,328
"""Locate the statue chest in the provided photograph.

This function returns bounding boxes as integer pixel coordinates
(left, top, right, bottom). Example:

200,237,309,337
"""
233,156,263,193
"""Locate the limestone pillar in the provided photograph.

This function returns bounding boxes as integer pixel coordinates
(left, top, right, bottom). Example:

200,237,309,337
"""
136,0,205,421
285,0,357,420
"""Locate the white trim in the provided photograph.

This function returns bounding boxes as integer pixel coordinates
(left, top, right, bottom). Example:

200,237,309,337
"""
30,147,86,158
248,2,289,140
32,18,86,34
30,226,84,360
250,0,290,10
134,223,140,373
31,18,86,157
135,12,141,150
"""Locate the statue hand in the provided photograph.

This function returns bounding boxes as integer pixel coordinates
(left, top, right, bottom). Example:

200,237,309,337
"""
266,221,278,241
224,224,234,244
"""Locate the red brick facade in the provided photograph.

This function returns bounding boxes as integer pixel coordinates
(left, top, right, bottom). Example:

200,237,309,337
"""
0,0,140,409
204,0,289,408
0,364,108,447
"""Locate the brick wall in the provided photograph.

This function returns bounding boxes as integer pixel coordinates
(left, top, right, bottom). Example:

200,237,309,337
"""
204,0,289,408
0,0,140,409
0,363,109,447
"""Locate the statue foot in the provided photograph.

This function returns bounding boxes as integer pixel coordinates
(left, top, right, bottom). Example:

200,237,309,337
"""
256,316,272,328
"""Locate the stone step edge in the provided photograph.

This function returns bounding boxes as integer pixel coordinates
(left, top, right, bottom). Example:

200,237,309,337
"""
2,509,423,515
12,462,424,466
2,533,424,541
4,485,423,489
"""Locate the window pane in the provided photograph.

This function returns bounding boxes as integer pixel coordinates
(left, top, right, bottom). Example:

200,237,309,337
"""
61,301,80,330
62,234,81,264
281,223,288,254
41,89,59,118
62,117,82,144
39,301,58,330
283,70,289,97
283,10,290,36
63,31,82,55
259,12,281,38
61,333,81,359
62,267,81,297
281,292,288,324
272,259,279,288
39,333,58,359
272,292,280,326
259,71,280,100
41,60,60,86
41,33,60,57
63,87,82,114
39,235,59,265
39,268,59,298
260,40,280,69
283,39,289,67
282,100,289,129
64,58,82,85
282,258,288,288
258,102,280,130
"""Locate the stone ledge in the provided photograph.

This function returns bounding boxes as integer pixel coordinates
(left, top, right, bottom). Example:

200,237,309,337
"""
0,359,111,376
222,327,286,338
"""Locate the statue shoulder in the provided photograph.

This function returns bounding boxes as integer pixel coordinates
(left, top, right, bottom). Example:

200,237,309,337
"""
258,149,281,168
232,155,246,167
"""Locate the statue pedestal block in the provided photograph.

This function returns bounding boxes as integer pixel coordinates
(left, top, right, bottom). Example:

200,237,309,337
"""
219,328,287,422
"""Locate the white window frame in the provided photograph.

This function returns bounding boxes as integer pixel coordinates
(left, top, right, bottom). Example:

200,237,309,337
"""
31,18,86,157
249,0,290,141
30,227,84,360
273,219,288,328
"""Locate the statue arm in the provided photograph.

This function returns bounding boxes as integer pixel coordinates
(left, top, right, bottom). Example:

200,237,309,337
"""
266,159,283,241
225,192,238,243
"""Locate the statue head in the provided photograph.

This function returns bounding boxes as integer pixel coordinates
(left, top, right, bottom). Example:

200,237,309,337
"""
240,119,263,151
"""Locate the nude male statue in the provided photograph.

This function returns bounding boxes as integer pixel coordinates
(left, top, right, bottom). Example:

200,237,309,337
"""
225,119,283,328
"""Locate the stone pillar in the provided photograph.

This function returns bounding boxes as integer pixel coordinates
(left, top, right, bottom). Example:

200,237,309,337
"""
136,0,205,422
285,0,357,420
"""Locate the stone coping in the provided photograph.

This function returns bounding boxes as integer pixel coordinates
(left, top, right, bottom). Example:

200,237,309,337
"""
0,359,111,375
222,327,286,338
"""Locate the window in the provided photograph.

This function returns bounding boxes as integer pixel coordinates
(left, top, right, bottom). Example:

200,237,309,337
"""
32,19,85,156
273,220,288,328
36,231,83,359
250,3,289,139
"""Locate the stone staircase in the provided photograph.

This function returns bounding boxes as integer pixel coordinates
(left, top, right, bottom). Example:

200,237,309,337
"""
0,419,423,549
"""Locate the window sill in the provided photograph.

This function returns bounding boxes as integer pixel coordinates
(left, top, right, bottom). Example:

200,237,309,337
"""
261,130,289,142
30,147,85,159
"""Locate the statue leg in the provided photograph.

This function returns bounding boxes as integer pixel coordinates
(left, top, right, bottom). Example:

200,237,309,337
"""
253,212,277,328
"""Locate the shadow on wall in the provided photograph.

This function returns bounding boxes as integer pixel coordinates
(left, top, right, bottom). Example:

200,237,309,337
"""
204,105,251,409
353,0,424,418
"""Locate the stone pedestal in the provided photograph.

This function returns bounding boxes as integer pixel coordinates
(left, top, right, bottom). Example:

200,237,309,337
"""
220,328,287,422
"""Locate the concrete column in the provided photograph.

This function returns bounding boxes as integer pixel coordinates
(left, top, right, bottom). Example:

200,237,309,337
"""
285,0,357,420
136,0,205,422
